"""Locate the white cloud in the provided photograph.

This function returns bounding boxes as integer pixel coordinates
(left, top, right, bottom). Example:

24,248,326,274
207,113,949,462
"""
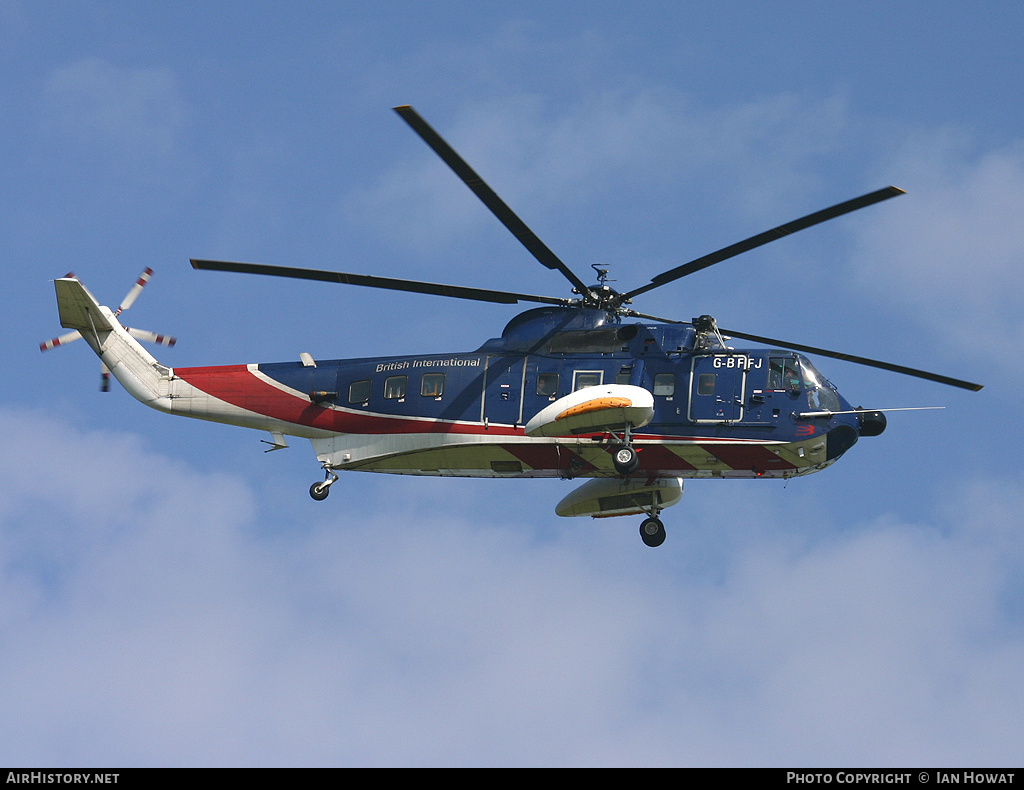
852,134,1024,378
1,406,1022,765
686,511,1024,764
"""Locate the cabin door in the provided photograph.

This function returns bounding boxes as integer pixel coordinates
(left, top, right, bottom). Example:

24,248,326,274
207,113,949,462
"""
481,355,527,428
687,354,747,422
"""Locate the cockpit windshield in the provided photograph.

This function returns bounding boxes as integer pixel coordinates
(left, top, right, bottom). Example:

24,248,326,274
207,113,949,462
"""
798,356,841,412
799,357,826,389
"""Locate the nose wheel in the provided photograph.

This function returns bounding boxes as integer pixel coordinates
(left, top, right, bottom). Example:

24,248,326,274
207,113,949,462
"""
639,515,666,547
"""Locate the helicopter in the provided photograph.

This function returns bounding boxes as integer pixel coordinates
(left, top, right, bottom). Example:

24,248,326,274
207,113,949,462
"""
43,105,982,547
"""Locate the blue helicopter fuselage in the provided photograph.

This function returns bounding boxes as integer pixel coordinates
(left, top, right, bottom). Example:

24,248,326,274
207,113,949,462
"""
171,306,865,480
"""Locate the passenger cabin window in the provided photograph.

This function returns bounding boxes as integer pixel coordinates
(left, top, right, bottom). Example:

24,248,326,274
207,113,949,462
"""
348,379,371,404
537,372,559,397
573,371,602,391
420,372,445,398
384,375,408,399
697,373,716,396
653,373,675,396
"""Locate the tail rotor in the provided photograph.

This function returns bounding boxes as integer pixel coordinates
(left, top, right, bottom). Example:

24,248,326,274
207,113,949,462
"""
124,327,176,347
39,329,83,352
40,268,177,390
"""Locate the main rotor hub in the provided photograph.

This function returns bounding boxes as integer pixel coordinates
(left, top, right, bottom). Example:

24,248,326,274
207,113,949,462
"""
692,314,717,334
582,284,622,310
579,264,630,311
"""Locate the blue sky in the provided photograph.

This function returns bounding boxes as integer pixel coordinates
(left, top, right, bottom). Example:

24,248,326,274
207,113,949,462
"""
3,1,1023,767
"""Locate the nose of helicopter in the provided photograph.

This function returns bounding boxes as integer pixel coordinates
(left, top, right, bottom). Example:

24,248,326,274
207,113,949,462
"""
826,424,859,461
856,408,887,437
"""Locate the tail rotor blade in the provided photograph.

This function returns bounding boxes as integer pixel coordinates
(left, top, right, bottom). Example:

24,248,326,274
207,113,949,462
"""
40,329,82,352
125,327,177,347
116,267,153,315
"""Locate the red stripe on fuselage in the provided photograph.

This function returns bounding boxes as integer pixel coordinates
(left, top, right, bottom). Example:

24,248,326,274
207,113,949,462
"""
632,444,699,472
703,443,797,471
174,364,522,435
502,443,597,473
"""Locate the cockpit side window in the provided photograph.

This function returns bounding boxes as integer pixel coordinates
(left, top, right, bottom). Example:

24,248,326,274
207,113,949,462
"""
768,357,801,390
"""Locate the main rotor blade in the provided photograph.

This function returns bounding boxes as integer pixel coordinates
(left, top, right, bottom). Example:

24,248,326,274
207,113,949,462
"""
190,259,573,307
619,186,905,302
716,325,983,391
393,105,593,298
588,306,981,390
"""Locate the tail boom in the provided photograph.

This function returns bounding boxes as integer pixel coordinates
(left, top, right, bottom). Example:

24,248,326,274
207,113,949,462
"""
51,276,332,438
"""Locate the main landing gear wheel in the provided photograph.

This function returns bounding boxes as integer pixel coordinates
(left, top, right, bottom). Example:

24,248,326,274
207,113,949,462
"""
639,517,666,547
613,444,639,475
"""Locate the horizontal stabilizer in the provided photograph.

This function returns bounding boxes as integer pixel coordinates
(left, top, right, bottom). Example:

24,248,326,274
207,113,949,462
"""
54,278,113,335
